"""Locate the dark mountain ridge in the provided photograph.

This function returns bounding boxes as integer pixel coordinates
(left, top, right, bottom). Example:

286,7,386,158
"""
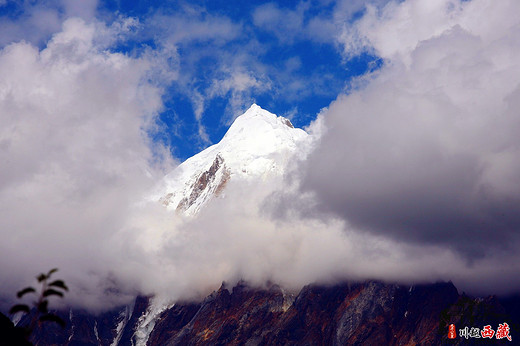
2,279,518,345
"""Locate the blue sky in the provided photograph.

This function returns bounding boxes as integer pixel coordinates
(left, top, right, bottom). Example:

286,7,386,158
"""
0,0,381,160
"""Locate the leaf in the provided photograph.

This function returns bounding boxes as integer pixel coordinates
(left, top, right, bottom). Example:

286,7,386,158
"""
37,273,47,283
16,287,36,298
39,314,66,328
9,304,30,314
43,288,64,298
48,280,68,291
37,300,48,313
47,268,58,277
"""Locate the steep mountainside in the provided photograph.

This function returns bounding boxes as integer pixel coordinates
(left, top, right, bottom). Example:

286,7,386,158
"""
150,104,309,215
9,280,519,345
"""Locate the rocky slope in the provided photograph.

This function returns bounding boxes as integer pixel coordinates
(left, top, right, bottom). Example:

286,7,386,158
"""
6,280,518,345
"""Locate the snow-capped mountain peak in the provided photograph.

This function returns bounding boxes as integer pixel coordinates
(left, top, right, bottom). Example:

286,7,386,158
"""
151,104,308,215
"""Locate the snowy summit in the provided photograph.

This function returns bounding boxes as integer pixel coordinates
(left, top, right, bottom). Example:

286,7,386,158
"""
153,104,309,215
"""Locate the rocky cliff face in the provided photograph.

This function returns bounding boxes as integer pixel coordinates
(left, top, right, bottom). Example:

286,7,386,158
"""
146,281,460,346
9,280,517,345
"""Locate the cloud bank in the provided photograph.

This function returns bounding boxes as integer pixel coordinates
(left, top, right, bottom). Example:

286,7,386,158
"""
2,0,520,312
0,17,175,310
300,0,520,287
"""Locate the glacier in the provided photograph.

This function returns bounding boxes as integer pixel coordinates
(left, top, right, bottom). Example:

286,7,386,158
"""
149,104,309,215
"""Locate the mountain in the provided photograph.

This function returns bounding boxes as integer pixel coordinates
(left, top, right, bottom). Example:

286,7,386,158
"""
4,105,518,345
150,104,309,215
7,280,519,345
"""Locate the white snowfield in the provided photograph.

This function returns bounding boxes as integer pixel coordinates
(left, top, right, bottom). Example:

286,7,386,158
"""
150,104,309,215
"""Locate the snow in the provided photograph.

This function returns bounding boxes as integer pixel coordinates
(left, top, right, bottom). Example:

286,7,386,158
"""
111,300,135,346
149,104,309,215
132,296,174,346
11,313,23,327
94,321,100,343
68,309,74,342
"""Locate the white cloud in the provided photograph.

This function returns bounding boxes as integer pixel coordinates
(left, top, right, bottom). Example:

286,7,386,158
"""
190,90,211,145
108,0,520,300
251,0,393,46
3,0,519,312
129,169,520,303
253,3,306,43
0,0,101,48
206,68,272,124
0,17,176,309
142,7,251,144
252,1,339,44
341,1,464,61
148,10,239,45
61,0,98,19
0,9,61,47
298,0,520,293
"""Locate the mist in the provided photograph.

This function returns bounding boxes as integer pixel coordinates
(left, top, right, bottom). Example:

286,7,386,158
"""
0,17,176,310
301,0,520,292
2,0,520,313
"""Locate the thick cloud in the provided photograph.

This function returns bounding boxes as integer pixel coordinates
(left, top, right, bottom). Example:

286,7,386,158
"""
0,17,175,310
303,0,520,259
2,0,520,313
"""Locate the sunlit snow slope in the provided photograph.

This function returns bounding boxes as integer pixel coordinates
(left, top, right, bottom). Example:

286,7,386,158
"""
152,104,309,215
